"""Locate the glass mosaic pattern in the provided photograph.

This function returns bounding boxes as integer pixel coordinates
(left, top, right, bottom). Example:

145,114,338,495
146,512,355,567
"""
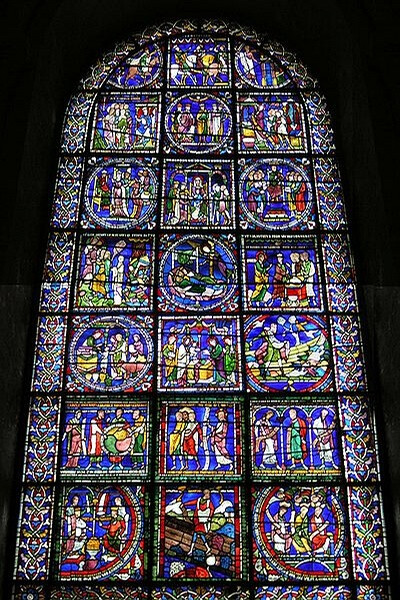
11,19,390,600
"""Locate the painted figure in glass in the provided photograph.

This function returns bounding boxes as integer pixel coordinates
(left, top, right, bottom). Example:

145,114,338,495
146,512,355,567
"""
68,316,153,393
58,485,145,580
162,160,234,228
92,95,159,152
242,236,321,310
108,44,162,88
169,38,229,86
239,159,313,230
159,400,241,476
61,400,148,478
235,42,291,88
75,235,153,310
237,95,305,152
156,486,242,579
251,402,340,478
253,486,348,580
83,161,158,229
245,314,332,393
159,317,241,392
165,93,232,153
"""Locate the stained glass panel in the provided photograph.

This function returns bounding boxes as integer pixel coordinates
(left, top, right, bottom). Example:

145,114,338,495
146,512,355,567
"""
237,94,307,152
157,397,243,478
161,159,235,228
168,37,230,87
56,485,147,580
158,316,242,392
250,398,341,480
81,158,159,230
252,486,349,580
158,233,238,312
241,234,322,311
107,44,163,88
234,42,292,88
244,314,333,393
164,92,233,154
238,158,315,230
91,94,161,152
154,485,244,580
74,234,154,311
12,20,391,600
66,315,153,393
60,398,149,480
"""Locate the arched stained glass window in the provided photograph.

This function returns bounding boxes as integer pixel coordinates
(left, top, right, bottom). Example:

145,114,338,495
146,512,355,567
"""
12,19,391,600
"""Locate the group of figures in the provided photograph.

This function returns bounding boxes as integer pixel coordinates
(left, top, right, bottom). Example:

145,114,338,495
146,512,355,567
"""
60,486,145,579
80,158,316,231
165,94,232,153
62,403,147,475
85,163,157,228
243,238,320,310
253,486,347,579
238,96,305,152
68,316,152,393
161,404,237,474
93,96,159,152
160,317,240,391
252,404,340,475
169,39,229,87
163,162,233,227
240,160,312,230
245,314,332,393
159,487,241,579
159,234,237,312
235,43,291,88
76,236,152,310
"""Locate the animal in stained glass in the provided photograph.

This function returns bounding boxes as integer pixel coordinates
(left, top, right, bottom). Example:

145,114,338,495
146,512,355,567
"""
235,42,291,88
237,95,306,152
239,159,314,230
159,317,241,392
162,160,234,228
158,234,238,312
169,38,230,87
67,316,153,392
245,314,332,393
58,485,145,580
107,44,162,88
156,487,242,579
75,235,153,310
252,486,348,580
165,93,232,153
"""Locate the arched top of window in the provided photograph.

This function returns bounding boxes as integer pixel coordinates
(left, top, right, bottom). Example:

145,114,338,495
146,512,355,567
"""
12,19,391,600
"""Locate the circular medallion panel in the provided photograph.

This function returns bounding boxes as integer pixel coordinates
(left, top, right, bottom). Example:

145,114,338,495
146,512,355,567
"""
239,159,314,230
68,316,153,392
165,94,233,154
159,234,238,312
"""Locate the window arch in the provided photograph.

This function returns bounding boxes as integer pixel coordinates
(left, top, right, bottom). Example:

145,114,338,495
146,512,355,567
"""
12,19,391,600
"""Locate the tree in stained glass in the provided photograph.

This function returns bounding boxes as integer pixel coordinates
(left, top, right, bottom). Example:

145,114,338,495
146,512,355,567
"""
11,20,391,600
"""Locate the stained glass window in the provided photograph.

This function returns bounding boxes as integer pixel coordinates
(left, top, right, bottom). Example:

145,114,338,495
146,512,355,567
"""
12,19,391,600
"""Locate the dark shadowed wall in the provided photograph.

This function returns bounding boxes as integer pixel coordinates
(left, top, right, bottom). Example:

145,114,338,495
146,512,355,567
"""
1,0,399,596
